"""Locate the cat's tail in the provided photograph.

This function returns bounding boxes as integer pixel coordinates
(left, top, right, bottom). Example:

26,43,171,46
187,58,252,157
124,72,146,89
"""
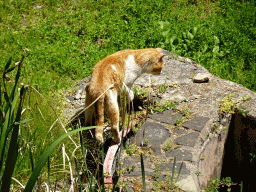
84,85,95,127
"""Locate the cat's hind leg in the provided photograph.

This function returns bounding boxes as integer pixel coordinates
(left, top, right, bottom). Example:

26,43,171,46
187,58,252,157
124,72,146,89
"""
94,99,105,143
85,85,104,143
105,89,121,143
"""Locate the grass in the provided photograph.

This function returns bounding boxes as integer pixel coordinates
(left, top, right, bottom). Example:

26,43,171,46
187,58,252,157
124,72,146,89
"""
1,0,256,191
1,0,256,93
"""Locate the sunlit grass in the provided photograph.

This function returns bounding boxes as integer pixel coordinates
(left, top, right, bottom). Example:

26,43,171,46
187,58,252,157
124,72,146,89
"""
1,0,255,190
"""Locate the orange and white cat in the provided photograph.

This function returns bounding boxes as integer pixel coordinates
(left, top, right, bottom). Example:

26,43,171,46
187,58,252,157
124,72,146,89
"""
85,48,165,143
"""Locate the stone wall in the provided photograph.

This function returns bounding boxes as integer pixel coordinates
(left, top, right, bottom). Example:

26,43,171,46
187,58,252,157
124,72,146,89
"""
64,50,256,191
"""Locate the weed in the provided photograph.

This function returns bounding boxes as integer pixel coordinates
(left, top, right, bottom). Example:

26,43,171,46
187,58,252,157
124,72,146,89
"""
153,177,180,192
117,166,135,177
154,163,160,179
153,156,180,191
163,139,176,151
204,177,236,192
201,155,206,161
249,153,256,164
175,118,183,126
183,109,190,117
125,144,140,156
144,138,149,146
212,122,220,134
155,83,169,94
219,94,251,115
150,100,177,113
134,86,150,100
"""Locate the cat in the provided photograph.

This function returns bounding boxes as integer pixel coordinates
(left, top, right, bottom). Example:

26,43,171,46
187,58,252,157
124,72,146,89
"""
85,48,165,143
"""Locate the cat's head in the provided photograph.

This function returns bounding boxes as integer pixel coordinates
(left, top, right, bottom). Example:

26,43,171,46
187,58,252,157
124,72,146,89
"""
141,48,166,75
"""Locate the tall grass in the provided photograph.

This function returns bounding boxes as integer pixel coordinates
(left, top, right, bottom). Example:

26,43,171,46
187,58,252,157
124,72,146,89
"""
0,54,106,191
0,54,27,191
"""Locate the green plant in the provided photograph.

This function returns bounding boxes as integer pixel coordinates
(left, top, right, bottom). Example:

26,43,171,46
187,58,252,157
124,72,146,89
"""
125,144,140,156
213,122,220,134
140,153,146,192
0,55,27,191
0,54,106,192
163,139,176,151
175,118,183,126
156,83,169,94
150,100,177,113
219,93,251,115
134,86,150,100
24,126,97,191
183,109,190,117
204,177,236,192
201,155,206,160
249,153,256,163
153,156,179,191
1,1,256,190
154,163,160,179
144,138,149,145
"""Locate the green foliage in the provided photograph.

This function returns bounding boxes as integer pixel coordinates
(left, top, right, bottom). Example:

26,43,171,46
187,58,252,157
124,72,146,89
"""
219,93,251,115
125,144,140,156
0,55,26,191
150,100,177,113
24,126,95,191
1,0,256,190
0,54,103,191
1,0,255,94
153,156,179,191
140,153,146,192
158,0,256,92
204,177,236,192
163,139,176,151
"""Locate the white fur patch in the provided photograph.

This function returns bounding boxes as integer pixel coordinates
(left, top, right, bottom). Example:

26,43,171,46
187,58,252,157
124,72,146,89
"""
111,65,117,71
124,55,142,87
122,82,134,102
108,89,118,111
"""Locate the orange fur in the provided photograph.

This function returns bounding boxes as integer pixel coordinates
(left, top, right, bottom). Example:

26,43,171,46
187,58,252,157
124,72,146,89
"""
85,48,165,143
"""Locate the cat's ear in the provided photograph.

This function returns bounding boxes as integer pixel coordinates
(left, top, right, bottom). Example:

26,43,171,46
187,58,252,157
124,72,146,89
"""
158,53,166,62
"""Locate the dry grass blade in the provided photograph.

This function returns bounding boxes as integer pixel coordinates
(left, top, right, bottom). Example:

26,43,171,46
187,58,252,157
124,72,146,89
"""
31,86,78,147
11,177,25,189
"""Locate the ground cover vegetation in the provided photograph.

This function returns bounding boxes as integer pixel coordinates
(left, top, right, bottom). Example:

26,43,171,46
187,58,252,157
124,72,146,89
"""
1,0,255,191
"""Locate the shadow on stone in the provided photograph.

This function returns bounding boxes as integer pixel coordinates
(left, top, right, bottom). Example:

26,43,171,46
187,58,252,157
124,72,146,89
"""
221,112,256,192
